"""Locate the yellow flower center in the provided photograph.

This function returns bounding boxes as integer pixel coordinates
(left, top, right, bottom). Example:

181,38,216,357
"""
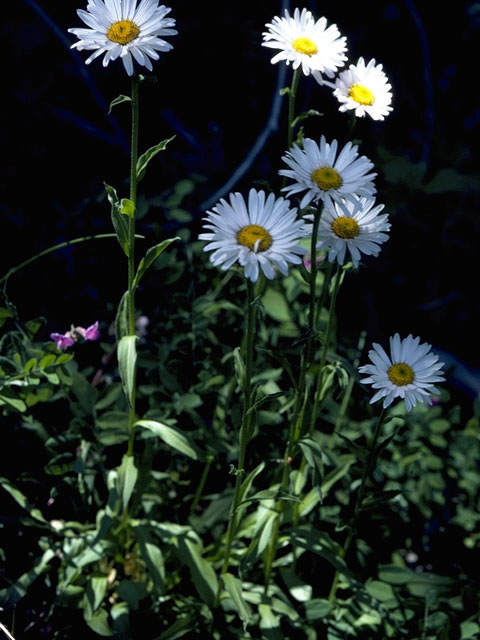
236,224,272,252
311,166,343,191
388,363,415,386
107,20,140,45
292,37,318,56
331,217,360,239
348,83,375,106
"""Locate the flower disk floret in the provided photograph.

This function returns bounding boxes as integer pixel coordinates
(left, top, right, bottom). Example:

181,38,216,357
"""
358,334,445,412
309,196,390,268
69,0,177,76
199,189,308,283
280,136,377,210
333,57,393,120
262,8,347,85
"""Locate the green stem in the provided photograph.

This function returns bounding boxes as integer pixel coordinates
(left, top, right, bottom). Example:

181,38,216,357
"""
333,330,367,435
126,75,140,458
328,408,386,604
190,455,213,515
287,68,301,150
309,265,342,434
0,234,145,287
214,279,256,607
263,206,323,594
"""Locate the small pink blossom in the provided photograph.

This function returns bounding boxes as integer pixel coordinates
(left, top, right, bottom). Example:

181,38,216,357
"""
50,321,100,349
77,321,100,342
303,252,324,271
50,332,75,350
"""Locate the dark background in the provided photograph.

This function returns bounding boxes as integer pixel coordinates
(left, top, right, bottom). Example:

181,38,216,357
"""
2,0,479,402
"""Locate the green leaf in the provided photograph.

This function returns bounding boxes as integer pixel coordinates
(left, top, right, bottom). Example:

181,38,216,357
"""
86,576,108,615
155,615,195,640
44,452,76,475
279,568,312,602
291,109,323,129
0,390,27,413
39,354,56,369
222,573,252,625
258,604,283,640
259,348,297,390
233,347,246,391
0,477,47,523
117,454,138,511
292,527,353,579
321,455,356,498
298,436,324,480
461,621,480,639
336,432,367,463
84,607,113,637
136,526,165,595
71,372,96,415
116,580,147,611
136,135,175,183
108,94,132,114
365,579,396,603
238,461,265,506
115,291,129,341
361,489,403,510
105,183,129,256
117,335,137,408
120,198,135,217
258,512,278,555
262,288,292,323
135,420,199,460
175,536,218,606
95,410,130,445
246,391,288,415
132,237,180,289
304,598,333,622
423,168,478,194
378,564,413,585
0,307,14,319
0,549,54,607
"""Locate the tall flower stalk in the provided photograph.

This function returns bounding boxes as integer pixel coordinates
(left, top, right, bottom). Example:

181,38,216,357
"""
126,75,140,456
215,279,257,607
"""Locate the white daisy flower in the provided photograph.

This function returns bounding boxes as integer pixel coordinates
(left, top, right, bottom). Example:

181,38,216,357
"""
262,8,347,85
358,334,445,412
199,189,308,283
310,196,390,268
333,57,393,120
68,0,177,76
280,136,377,210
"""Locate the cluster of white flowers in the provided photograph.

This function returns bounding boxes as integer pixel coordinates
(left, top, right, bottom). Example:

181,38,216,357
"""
262,7,393,122
68,2,445,410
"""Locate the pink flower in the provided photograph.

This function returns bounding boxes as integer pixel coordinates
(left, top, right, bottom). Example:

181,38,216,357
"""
76,321,100,342
50,332,75,350
50,321,100,349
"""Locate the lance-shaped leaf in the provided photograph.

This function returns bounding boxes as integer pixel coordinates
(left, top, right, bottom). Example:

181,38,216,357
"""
132,237,180,289
105,183,129,256
117,335,137,408
108,94,132,114
136,135,175,183
222,573,252,626
115,291,129,342
117,454,138,511
135,420,200,460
